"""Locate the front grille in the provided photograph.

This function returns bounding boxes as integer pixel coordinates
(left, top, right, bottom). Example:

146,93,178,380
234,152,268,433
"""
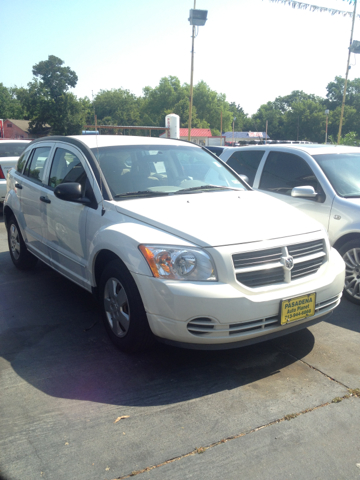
233,239,326,288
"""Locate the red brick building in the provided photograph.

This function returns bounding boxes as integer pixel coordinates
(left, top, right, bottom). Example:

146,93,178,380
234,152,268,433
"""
1,119,50,139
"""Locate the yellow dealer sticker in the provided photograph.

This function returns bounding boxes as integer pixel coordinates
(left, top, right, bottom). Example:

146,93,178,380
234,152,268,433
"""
281,293,316,325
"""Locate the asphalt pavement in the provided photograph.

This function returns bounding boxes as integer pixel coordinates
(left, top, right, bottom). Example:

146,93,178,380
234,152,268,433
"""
0,209,359,480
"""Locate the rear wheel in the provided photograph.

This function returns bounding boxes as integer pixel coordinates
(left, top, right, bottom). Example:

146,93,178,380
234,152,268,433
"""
339,240,360,305
7,216,38,270
99,260,154,352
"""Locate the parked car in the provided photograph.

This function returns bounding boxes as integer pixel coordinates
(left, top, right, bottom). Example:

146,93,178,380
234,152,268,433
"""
216,144,360,304
4,136,344,352
0,140,31,204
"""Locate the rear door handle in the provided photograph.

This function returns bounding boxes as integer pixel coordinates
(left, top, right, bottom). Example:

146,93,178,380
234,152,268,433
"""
15,183,23,189
40,196,51,204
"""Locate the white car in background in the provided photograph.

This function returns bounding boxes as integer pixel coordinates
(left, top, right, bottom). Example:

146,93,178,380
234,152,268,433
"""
0,140,31,204
4,135,344,352
215,144,360,304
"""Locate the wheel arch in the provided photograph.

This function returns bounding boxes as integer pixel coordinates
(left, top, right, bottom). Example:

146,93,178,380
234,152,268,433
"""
3,205,16,229
92,249,128,298
333,233,360,252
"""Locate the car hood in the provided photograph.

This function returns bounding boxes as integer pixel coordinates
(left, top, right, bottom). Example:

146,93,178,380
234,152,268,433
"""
344,197,360,206
115,190,323,247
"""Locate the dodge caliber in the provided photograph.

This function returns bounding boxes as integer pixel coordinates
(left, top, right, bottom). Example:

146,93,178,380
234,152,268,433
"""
4,135,345,352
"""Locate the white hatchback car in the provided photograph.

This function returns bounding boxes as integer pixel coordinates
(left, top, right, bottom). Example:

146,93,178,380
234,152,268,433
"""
4,136,344,352
0,140,31,204
217,144,360,305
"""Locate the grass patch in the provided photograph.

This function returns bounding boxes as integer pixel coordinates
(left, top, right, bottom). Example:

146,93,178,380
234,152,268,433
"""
331,397,342,403
284,413,299,421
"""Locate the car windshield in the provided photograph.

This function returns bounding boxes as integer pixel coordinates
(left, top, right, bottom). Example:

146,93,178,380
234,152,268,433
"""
91,144,247,199
312,153,360,198
0,142,28,157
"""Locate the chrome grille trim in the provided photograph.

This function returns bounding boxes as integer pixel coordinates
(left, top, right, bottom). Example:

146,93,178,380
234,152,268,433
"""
288,240,324,258
229,316,278,335
233,248,282,269
233,239,326,288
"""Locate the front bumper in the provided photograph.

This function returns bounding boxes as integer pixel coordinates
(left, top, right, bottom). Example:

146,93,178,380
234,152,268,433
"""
132,247,345,348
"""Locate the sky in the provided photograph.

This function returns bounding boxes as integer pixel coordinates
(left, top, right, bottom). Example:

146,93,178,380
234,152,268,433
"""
1,0,360,116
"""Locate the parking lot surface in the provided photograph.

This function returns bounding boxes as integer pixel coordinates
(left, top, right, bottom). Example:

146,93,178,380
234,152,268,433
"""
0,210,359,480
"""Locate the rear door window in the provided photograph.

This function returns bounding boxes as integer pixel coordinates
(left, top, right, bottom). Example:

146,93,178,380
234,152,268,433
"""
24,147,51,184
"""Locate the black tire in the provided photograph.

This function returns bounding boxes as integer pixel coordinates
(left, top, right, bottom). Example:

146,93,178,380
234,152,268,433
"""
339,240,360,305
99,259,154,352
7,216,38,270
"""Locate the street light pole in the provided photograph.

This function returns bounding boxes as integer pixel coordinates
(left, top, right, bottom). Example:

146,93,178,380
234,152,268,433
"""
188,0,196,142
337,0,357,144
325,109,329,144
232,117,236,145
187,3,207,142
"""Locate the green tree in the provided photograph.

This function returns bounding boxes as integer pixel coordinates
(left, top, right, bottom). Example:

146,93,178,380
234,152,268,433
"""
228,102,247,132
141,76,189,126
329,131,359,145
251,101,285,139
0,83,26,119
251,91,327,142
326,76,360,109
93,88,141,127
192,81,233,132
21,55,85,135
283,99,326,143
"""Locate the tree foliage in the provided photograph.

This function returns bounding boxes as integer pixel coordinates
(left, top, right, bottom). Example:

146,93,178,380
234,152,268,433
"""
5,56,360,143
14,55,89,135
0,83,26,119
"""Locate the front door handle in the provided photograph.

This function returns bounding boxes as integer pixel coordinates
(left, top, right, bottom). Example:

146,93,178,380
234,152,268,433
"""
40,196,51,204
15,183,23,189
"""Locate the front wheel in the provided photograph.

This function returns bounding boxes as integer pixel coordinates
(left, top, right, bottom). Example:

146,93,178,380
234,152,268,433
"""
99,260,154,352
7,216,38,270
339,240,360,305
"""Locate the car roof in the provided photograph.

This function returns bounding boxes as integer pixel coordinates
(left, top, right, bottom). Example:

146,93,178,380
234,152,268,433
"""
226,144,360,155
69,135,198,149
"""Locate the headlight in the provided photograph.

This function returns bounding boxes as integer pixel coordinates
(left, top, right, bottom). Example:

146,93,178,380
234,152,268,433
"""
139,245,217,281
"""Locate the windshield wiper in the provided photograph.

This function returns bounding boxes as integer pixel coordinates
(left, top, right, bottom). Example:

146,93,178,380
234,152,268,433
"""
342,194,360,198
175,185,240,194
113,190,171,199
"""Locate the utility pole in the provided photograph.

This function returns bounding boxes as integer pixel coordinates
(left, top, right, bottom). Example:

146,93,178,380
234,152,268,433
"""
338,0,357,144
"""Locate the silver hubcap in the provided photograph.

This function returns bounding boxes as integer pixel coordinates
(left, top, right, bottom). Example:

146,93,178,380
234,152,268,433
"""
343,247,360,300
10,223,21,260
104,277,130,337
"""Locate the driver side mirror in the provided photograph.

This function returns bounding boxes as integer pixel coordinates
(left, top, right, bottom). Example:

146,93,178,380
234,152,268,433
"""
54,182,91,205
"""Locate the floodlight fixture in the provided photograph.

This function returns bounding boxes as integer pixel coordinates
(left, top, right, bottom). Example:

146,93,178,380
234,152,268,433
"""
188,9,208,26
349,40,360,53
